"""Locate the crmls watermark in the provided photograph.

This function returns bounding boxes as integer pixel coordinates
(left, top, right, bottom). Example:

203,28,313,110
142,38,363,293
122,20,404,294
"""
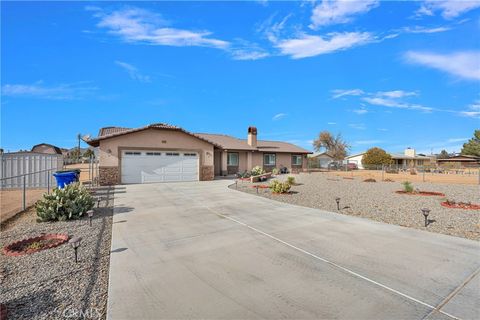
56,306,102,319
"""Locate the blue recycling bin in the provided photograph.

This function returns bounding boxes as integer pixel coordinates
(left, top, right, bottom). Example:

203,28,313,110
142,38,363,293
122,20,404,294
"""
53,171,78,188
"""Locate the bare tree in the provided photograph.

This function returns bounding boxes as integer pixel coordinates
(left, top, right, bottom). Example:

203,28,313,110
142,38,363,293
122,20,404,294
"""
313,131,349,160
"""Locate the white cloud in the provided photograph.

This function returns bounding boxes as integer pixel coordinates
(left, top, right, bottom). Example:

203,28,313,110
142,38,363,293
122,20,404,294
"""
348,123,366,130
353,108,368,115
310,0,379,29
375,90,418,99
377,128,388,132
92,7,229,49
362,96,433,112
327,122,337,125
404,51,480,81
115,61,151,82
402,26,451,34
415,0,480,19
459,100,480,118
447,137,468,143
231,49,269,61
331,88,364,99
272,113,287,121
1,82,97,100
277,32,374,59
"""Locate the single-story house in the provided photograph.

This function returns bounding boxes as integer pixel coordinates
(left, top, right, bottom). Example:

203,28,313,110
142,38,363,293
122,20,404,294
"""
307,152,334,168
85,123,312,185
436,155,480,167
345,148,432,169
31,143,63,155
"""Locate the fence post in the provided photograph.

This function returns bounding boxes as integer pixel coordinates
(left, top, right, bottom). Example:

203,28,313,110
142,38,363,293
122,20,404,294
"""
22,175,26,211
422,166,425,182
47,169,51,193
382,165,384,181
478,168,480,185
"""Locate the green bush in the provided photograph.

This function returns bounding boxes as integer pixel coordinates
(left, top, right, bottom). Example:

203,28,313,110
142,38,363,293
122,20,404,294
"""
269,180,291,193
251,166,265,176
286,176,295,185
402,181,414,193
36,183,94,222
272,168,279,175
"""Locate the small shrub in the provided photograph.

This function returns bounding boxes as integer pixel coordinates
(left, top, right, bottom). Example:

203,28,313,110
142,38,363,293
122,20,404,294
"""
286,176,295,185
402,181,414,193
272,168,279,175
364,178,376,182
237,171,251,178
384,178,394,182
36,183,94,222
269,180,291,194
251,166,265,176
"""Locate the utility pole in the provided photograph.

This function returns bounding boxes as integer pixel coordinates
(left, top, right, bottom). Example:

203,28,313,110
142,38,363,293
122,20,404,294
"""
77,133,81,163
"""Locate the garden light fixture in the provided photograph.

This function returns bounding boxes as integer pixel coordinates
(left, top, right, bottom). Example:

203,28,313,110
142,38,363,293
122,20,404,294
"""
421,208,430,227
69,236,82,263
87,209,94,227
256,185,259,194
97,198,101,208
335,197,341,210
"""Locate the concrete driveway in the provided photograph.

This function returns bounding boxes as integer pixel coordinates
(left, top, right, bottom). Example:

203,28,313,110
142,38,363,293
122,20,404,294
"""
108,180,480,320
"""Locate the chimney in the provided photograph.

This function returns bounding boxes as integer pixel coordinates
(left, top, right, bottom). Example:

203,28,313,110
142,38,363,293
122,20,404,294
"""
404,147,416,157
247,126,257,147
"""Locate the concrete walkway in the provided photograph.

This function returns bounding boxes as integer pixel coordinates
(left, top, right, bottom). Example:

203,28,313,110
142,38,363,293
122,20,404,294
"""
108,180,480,320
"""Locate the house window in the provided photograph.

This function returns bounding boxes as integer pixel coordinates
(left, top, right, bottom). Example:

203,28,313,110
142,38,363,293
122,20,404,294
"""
183,153,197,157
227,152,239,166
146,152,162,156
166,152,180,156
292,155,303,166
125,151,141,156
264,153,276,166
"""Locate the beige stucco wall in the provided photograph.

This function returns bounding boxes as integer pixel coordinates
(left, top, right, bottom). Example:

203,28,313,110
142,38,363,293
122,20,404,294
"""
251,152,307,171
98,128,214,167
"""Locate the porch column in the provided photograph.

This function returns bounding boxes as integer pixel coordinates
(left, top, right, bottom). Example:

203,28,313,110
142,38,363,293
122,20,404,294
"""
247,151,253,171
221,150,228,176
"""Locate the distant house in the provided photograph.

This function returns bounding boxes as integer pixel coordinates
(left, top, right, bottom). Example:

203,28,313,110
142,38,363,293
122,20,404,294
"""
308,152,334,168
436,155,480,167
31,143,63,155
345,148,432,169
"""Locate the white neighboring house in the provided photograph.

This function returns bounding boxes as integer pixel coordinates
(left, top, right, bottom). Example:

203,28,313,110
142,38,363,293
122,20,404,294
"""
345,148,432,169
308,152,334,168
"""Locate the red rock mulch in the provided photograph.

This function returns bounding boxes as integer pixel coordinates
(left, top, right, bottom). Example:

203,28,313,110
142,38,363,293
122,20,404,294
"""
2,233,69,256
395,191,446,196
441,202,480,210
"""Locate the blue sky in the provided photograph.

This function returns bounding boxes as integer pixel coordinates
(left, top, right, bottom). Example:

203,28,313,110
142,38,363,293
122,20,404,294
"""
1,0,479,154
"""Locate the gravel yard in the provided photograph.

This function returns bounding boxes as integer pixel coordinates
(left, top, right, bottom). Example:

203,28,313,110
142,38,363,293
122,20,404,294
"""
0,186,114,320
231,173,480,241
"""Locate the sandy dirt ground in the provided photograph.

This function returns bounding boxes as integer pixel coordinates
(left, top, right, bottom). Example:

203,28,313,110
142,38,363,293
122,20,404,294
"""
0,189,47,223
329,169,479,185
64,163,95,183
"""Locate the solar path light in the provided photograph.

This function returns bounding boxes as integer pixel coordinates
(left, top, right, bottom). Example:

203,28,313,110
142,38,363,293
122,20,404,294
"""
69,237,82,263
87,209,94,227
421,208,430,227
335,197,341,210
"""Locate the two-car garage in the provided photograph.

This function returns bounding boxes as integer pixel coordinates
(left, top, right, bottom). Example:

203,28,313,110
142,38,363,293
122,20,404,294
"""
121,150,199,184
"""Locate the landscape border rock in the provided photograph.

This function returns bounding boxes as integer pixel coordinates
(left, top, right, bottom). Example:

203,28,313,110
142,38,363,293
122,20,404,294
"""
395,191,446,196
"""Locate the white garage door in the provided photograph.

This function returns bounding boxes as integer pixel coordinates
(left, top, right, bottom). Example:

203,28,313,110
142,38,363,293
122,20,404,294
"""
121,151,199,184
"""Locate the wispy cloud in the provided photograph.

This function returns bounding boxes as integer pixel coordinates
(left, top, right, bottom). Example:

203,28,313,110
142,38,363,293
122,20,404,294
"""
310,0,379,29
415,0,480,19
404,51,480,81
115,61,151,82
447,137,469,143
375,90,418,99
349,123,366,130
91,7,229,49
353,108,368,115
402,25,451,34
459,100,480,118
327,122,337,125
276,32,374,59
1,82,97,100
354,139,383,145
331,88,364,99
362,96,432,112
272,113,287,121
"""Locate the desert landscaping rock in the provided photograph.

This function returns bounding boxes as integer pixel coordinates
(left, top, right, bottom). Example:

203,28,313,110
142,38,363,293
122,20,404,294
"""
231,172,480,241
0,187,114,320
